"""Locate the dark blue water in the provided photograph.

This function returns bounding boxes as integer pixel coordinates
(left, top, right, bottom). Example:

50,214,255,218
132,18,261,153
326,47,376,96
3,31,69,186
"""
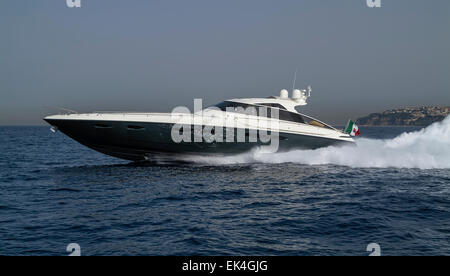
0,126,449,256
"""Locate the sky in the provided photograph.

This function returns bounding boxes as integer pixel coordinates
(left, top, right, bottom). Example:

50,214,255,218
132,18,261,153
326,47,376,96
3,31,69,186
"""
0,0,449,125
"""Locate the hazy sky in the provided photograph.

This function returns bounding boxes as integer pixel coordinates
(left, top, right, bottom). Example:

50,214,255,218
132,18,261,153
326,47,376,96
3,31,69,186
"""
1,0,449,125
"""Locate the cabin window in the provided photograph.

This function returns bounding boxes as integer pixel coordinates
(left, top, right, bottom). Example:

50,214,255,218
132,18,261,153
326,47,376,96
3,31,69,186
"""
255,103,287,110
127,125,146,130
94,124,113,129
278,110,305,124
214,101,306,124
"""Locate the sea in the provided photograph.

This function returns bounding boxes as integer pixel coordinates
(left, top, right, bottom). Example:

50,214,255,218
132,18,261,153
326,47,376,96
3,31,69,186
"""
0,117,449,256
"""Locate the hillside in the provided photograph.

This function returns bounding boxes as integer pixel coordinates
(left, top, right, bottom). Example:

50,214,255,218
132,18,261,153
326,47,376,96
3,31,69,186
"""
356,106,450,126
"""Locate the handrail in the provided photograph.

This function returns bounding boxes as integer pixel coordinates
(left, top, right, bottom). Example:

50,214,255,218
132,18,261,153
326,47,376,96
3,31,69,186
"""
45,106,78,115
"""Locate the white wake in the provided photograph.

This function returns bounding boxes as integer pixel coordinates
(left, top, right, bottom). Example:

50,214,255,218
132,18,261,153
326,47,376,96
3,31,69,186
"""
187,115,450,169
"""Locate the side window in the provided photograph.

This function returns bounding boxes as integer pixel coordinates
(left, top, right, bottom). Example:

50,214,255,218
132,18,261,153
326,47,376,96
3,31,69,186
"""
273,104,287,110
216,102,304,125
242,106,258,116
257,106,271,118
256,103,287,110
279,110,305,124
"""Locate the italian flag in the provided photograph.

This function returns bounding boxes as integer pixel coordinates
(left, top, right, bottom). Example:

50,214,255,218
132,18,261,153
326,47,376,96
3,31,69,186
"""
345,120,361,137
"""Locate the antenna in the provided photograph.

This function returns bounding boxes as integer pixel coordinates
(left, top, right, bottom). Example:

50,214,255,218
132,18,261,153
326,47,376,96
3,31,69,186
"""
292,68,298,92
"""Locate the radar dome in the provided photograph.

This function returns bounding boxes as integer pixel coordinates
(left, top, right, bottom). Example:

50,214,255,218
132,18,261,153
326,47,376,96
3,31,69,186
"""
292,89,302,100
280,89,289,99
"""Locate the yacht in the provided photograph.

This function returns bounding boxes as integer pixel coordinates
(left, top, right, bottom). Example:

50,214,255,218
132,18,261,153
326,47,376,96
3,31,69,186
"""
44,88,355,161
